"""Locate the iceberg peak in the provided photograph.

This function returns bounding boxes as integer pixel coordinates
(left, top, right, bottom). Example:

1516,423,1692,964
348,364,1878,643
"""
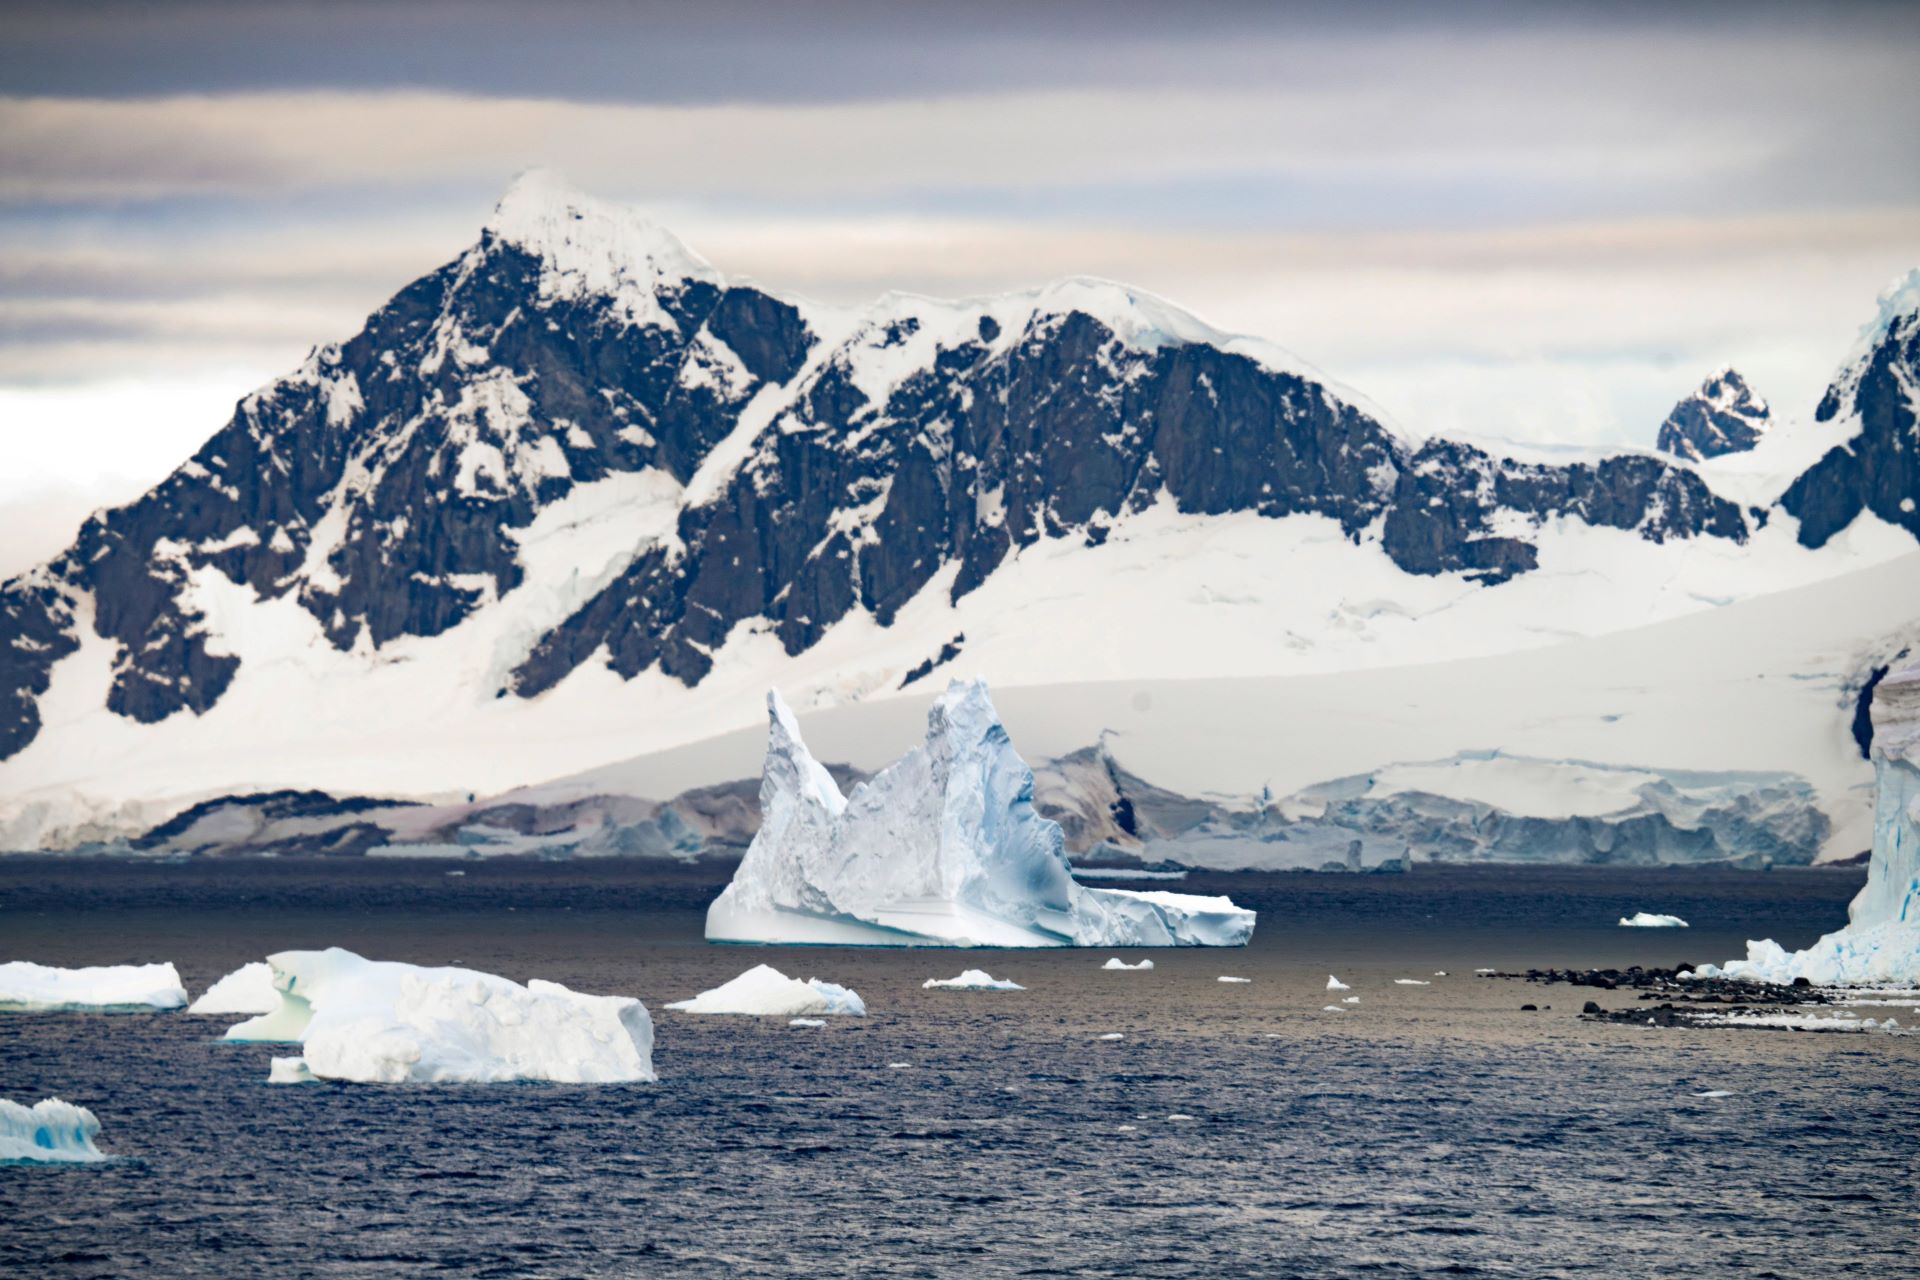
706,678,1255,948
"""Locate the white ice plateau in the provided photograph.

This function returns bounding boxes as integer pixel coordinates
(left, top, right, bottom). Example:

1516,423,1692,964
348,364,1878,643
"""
665,964,866,1016
1691,664,1920,985
224,948,655,1084
705,680,1255,947
0,1098,107,1163
0,961,187,1012
187,962,279,1015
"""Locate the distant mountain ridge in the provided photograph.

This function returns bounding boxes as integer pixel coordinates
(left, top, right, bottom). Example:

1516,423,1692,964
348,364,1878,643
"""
1656,368,1771,462
2,175,1917,848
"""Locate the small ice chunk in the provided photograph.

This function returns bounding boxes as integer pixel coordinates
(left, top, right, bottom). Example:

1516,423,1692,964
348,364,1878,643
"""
1217,976,1252,984
1475,968,1496,974
666,964,866,1016
887,1062,911,1069
1102,957,1154,971
1117,1124,1138,1131
1326,975,1350,991
1619,913,1690,928
0,1098,107,1163
269,1057,317,1085
1342,996,1360,1004
187,962,279,1015
789,1018,826,1028
1433,971,1448,977
0,961,187,1012
1694,1090,1735,1098
923,969,1024,991
1167,1114,1196,1121
1321,1005,1347,1013
1097,1032,1125,1041
1394,979,1431,986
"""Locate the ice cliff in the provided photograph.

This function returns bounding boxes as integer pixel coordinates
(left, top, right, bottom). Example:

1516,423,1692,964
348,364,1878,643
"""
224,948,655,1083
1692,664,1920,984
704,680,1256,947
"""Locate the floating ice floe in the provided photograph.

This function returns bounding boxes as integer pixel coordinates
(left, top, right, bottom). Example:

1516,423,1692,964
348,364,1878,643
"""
1321,1005,1347,1013
923,970,1024,991
0,1098,108,1163
1342,996,1360,1004
0,961,187,1012
789,1018,826,1028
1695,1090,1735,1098
1102,957,1154,971
1326,975,1350,991
1097,1032,1125,1040
665,964,866,1016
1690,665,1920,985
1218,976,1252,984
1394,979,1431,986
226,948,654,1084
704,681,1256,947
1620,912,1690,928
187,962,279,1015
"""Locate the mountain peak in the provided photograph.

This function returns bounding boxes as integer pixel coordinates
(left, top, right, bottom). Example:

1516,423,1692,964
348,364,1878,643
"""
483,169,718,302
1656,366,1770,463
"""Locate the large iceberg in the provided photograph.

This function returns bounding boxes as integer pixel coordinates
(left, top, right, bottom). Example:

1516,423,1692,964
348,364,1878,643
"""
224,948,655,1084
187,962,279,1015
704,680,1256,947
1691,665,1920,985
0,1098,107,1163
0,961,187,1012
664,964,866,1015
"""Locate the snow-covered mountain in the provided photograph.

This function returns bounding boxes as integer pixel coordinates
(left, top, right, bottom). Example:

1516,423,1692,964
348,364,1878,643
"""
1656,368,1771,462
3,174,1918,851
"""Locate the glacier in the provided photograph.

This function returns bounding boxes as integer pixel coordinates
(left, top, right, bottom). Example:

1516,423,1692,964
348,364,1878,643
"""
1690,664,1920,985
704,680,1256,948
0,961,187,1012
186,962,278,1015
0,1098,107,1164
664,964,866,1016
224,948,655,1084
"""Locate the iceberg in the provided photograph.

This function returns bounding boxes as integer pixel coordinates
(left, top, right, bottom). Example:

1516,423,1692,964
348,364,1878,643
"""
664,964,866,1016
1620,912,1689,928
704,681,1255,947
0,1098,107,1163
1326,975,1349,991
1692,665,1920,985
224,948,655,1084
1218,975,1252,983
187,962,279,1015
0,961,187,1012
1102,957,1154,971
923,969,1024,990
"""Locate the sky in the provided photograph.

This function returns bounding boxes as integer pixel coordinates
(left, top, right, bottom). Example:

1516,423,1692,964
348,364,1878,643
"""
3,0,1919,576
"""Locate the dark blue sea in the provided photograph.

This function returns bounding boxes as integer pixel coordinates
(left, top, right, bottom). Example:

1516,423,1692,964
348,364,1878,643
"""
2,860,1915,1279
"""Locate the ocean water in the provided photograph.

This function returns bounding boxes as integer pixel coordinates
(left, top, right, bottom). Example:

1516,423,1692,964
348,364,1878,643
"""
2,860,1916,1279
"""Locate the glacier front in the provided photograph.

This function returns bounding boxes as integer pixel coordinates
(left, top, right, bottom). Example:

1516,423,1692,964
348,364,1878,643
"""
1690,663,1920,985
704,680,1255,948
224,948,655,1084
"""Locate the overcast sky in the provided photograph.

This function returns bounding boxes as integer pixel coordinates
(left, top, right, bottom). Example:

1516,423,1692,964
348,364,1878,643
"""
4,0,1919,575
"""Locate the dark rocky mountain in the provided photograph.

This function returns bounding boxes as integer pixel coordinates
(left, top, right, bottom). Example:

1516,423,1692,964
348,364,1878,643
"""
1782,271,1920,547
1,177,1913,767
1655,368,1771,462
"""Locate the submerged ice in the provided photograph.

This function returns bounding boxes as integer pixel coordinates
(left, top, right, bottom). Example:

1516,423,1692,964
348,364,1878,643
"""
225,948,655,1084
1692,665,1920,985
0,1098,107,1163
0,961,187,1012
705,680,1255,947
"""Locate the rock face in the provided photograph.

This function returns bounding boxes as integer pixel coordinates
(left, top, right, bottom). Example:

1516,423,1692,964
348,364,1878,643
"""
1,173,1766,765
1691,663,1920,984
1781,270,1920,547
705,680,1256,947
1655,369,1771,462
